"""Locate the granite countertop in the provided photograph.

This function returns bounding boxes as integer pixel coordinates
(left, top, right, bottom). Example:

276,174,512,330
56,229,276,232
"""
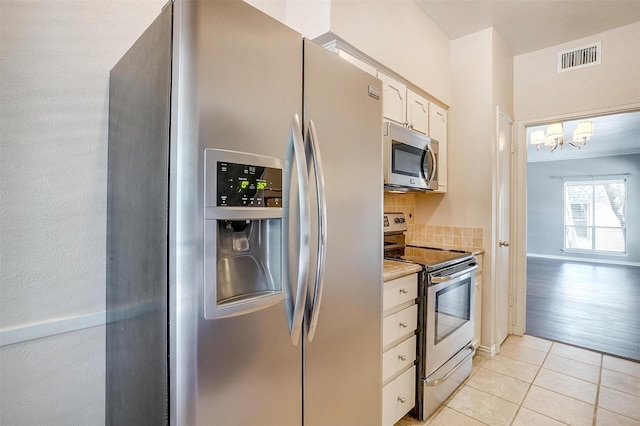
383,259,422,282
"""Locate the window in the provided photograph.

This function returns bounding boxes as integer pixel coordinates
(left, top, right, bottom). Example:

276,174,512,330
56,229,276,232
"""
564,180,626,253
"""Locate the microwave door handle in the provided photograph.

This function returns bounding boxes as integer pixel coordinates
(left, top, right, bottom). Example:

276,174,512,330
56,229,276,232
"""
285,113,311,346
305,119,327,342
427,146,437,183
420,150,429,181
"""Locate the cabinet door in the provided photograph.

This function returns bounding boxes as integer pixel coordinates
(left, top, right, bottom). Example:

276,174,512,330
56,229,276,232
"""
382,304,418,348
429,103,447,192
382,335,416,384
406,90,429,135
382,365,416,426
473,254,483,348
378,71,406,125
383,273,418,312
474,273,482,348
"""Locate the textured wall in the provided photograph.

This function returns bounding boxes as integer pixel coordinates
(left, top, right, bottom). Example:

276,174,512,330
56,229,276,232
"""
0,1,166,423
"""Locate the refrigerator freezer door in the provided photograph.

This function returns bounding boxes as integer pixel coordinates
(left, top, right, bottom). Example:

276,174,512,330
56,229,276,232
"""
174,2,303,425
302,40,383,426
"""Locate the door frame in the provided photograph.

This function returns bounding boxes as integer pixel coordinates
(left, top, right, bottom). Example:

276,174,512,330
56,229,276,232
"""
495,107,514,345
511,102,640,336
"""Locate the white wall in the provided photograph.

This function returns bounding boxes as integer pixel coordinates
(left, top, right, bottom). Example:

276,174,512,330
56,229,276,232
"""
0,1,166,424
249,0,451,105
514,22,640,120
415,27,513,352
328,0,451,105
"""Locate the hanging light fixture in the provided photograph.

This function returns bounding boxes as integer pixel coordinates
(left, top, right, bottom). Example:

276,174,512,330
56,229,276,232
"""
530,121,594,152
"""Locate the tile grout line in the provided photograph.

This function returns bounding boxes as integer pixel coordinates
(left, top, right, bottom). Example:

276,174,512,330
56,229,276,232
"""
507,340,554,425
408,336,640,426
593,353,603,426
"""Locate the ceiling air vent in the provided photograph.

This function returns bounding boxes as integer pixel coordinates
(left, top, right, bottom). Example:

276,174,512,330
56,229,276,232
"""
557,42,601,73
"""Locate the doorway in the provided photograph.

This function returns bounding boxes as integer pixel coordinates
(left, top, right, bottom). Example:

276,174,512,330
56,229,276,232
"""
513,108,640,361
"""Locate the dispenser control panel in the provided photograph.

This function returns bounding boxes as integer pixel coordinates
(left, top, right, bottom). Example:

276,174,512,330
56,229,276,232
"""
217,161,282,207
203,149,286,320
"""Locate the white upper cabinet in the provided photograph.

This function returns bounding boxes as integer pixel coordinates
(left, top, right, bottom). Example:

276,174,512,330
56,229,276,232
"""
321,38,449,194
429,103,448,192
378,71,407,125
406,89,429,135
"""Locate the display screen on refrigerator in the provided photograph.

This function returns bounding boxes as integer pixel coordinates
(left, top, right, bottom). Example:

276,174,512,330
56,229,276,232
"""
217,161,282,207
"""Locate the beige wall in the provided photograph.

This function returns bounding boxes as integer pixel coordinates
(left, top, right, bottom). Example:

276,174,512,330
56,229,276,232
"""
493,28,514,117
514,21,640,120
416,28,494,229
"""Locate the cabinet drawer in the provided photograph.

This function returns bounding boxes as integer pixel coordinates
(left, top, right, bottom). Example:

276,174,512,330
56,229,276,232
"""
383,335,416,384
382,365,416,426
383,304,418,347
383,273,418,312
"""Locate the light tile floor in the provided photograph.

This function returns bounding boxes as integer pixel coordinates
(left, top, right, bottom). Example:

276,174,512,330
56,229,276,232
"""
397,335,640,425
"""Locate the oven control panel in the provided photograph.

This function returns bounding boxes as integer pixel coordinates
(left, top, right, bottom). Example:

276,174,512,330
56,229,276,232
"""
383,212,408,234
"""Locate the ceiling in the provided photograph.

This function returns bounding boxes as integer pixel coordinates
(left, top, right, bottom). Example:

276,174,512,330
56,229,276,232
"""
413,0,640,55
411,1,640,162
526,110,640,163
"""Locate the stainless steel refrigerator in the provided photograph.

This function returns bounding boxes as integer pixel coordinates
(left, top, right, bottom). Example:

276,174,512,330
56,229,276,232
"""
106,1,383,425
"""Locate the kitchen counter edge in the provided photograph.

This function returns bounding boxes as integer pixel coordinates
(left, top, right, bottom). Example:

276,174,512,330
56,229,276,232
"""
383,260,423,282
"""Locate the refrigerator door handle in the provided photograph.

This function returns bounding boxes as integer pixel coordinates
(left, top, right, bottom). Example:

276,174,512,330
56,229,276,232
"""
305,119,327,342
285,114,311,346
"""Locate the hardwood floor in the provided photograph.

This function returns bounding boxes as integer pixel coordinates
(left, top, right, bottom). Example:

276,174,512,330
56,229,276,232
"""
526,256,640,361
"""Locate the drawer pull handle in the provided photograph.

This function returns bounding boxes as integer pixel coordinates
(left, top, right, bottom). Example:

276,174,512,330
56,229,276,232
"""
399,288,408,294
399,322,408,328
397,397,406,404
398,354,407,361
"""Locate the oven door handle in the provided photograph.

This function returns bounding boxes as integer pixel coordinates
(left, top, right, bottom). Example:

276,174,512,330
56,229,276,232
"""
430,263,478,283
424,344,475,387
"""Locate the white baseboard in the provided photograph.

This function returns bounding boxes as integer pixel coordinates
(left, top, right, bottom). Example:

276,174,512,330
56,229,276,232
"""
475,344,498,359
527,253,640,267
0,311,105,347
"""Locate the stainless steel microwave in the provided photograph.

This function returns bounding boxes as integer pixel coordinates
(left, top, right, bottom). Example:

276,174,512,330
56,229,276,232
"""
383,122,438,192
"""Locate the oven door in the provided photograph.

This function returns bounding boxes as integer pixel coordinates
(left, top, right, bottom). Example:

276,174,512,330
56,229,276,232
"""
425,262,478,377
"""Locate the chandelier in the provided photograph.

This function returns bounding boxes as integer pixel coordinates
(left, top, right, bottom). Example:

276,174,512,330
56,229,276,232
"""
530,121,594,152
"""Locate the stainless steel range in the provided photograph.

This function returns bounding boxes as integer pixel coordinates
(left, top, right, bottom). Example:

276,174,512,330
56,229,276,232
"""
383,212,478,420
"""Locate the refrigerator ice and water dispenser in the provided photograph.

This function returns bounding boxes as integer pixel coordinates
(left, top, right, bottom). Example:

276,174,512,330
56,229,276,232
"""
203,149,286,319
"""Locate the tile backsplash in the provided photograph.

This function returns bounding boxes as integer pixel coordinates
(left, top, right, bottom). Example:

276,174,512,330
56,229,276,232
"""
384,192,483,250
410,224,483,249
